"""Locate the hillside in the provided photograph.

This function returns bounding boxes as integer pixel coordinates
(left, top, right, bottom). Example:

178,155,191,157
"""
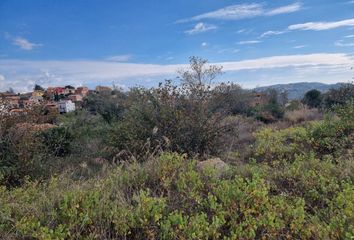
254,82,344,100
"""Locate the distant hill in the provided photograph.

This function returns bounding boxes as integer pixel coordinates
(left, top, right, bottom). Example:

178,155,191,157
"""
253,82,344,100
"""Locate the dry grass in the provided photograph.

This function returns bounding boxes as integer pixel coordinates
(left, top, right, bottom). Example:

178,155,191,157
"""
284,107,323,124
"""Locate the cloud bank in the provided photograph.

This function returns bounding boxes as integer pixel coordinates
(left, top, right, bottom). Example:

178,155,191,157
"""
0,53,352,92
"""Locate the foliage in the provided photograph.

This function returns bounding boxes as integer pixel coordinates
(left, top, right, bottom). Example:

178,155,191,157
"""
254,126,310,164
302,89,323,108
1,152,352,239
40,127,73,157
323,83,354,108
108,58,237,160
210,83,252,115
1,58,353,239
34,84,45,91
309,101,354,157
83,89,127,123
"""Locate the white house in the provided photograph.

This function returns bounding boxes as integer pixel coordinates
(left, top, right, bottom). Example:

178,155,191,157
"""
58,100,75,113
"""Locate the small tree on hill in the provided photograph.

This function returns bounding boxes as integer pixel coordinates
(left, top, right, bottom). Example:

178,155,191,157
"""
34,84,45,91
323,83,354,108
303,89,322,108
178,56,223,99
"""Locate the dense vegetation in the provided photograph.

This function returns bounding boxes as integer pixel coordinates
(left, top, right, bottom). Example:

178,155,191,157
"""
1,57,353,239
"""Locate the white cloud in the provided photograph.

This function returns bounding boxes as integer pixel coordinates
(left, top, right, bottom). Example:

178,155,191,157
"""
237,40,261,45
217,48,240,54
219,53,353,71
288,18,354,31
177,2,302,23
105,55,132,62
260,30,286,38
1,53,353,92
185,22,217,35
13,37,42,50
265,2,302,16
201,42,208,47
335,40,354,47
0,75,4,81
345,34,354,38
293,45,307,49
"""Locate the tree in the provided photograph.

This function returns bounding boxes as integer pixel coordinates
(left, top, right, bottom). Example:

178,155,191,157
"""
178,56,223,98
108,57,237,160
34,84,45,91
323,83,354,108
64,85,75,89
210,83,252,115
303,89,322,108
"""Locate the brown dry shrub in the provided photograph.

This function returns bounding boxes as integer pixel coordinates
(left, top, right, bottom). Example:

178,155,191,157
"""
284,107,322,124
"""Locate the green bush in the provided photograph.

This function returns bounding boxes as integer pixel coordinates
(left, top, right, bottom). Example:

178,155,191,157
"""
310,101,354,157
1,152,352,239
109,80,237,161
254,126,310,163
40,127,73,157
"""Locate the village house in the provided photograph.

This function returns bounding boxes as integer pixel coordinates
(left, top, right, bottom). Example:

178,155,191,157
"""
47,87,65,97
64,85,76,95
75,86,89,96
44,102,59,113
58,100,76,113
68,94,83,102
32,90,45,97
95,86,112,93
1,93,21,109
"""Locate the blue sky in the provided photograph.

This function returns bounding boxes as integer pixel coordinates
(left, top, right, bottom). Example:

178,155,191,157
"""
0,0,354,92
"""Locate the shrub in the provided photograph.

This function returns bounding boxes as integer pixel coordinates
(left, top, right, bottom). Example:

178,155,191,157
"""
108,59,238,160
254,126,310,163
284,107,322,124
40,127,73,157
323,83,354,108
303,89,323,108
2,152,352,239
309,101,354,157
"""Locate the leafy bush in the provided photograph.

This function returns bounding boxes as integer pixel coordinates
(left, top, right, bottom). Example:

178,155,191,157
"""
40,127,73,157
310,101,354,157
303,89,323,108
254,126,310,163
83,88,127,123
1,152,352,239
108,59,238,160
323,83,354,108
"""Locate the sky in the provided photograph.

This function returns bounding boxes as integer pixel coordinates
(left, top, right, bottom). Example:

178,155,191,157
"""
0,0,354,92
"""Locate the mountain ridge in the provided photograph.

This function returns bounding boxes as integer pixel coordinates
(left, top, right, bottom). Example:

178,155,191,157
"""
253,82,345,100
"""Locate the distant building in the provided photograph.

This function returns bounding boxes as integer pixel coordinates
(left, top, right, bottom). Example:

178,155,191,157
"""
31,95,43,103
58,100,75,113
32,90,45,97
64,85,76,95
47,87,65,95
44,102,59,113
95,86,112,93
1,93,20,109
75,86,89,96
68,94,83,102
